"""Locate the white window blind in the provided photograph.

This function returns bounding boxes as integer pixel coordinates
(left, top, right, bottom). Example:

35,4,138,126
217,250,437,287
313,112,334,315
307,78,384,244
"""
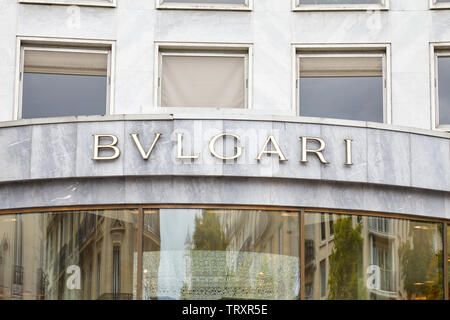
161,55,245,108
163,0,246,3
300,56,382,78
24,49,108,76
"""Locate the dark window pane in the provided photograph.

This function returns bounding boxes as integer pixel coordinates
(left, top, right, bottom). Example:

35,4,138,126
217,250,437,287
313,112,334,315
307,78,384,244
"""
320,260,326,297
22,73,107,119
300,77,384,122
329,214,334,236
113,246,121,298
438,57,450,125
321,215,326,241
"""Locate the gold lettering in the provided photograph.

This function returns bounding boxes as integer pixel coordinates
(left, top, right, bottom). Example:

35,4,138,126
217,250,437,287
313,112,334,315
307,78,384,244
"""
176,133,199,160
344,139,353,166
300,136,328,164
209,133,243,160
93,134,120,160
256,135,288,161
130,133,162,160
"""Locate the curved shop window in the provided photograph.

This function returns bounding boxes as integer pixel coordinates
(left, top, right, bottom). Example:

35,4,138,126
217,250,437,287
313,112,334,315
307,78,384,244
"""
0,207,446,300
304,213,445,300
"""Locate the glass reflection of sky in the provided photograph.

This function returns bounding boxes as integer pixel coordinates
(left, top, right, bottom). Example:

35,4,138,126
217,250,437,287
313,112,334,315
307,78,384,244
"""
157,209,198,299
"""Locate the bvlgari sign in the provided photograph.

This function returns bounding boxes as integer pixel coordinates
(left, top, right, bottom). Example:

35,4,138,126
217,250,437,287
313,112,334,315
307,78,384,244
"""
92,132,354,166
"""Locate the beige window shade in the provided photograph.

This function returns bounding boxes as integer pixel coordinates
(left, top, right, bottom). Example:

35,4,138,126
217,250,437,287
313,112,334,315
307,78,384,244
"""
24,49,108,76
161,55,245,108
300,56,382,78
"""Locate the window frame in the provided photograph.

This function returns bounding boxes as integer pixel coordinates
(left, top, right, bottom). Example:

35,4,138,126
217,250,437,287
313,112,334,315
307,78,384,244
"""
155,42,252,111
430,0,450,10
292,44,391,124
19,0,116,7
431,45,450,131
292,0,389,11
14,37,115,120
156,0,252,11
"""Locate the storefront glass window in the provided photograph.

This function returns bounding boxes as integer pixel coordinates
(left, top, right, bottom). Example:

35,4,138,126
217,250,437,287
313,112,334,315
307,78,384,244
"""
304,213,444,300
141,209,301,300
0,209,138,300
0,207,447,300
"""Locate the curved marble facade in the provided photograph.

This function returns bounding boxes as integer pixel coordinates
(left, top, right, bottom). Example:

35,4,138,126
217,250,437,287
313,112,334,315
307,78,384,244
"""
0,117,448,220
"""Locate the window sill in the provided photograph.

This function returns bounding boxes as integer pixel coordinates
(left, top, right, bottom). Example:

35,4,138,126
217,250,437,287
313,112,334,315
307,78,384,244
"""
156,4,251,11
434,125,450,132
3,114,450,140
19,0,116,7
292,4,389,11
430,3,450,9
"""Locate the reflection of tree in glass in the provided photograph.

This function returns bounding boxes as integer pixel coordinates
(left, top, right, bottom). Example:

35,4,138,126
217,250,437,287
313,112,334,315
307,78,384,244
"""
448,227,450,299
399,224,443,300
328,217,365,300
193,213,229,251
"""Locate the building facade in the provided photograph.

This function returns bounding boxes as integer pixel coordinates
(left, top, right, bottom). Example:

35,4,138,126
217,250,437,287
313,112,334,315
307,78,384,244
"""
0,0,449,300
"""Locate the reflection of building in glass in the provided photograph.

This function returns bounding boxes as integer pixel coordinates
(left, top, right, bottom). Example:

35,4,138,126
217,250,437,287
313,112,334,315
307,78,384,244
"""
366,216,403,299
305,213,443,300
0,210,138,300
0,208,446,300
0,215,45,300
142,210,161,299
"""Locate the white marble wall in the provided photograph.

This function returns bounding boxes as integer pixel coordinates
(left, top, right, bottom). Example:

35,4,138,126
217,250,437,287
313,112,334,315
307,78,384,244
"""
0,176,448,219
0,0,449,129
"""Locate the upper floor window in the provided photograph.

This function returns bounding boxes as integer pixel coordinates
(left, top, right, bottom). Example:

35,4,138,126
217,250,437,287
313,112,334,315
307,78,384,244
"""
157,0,252,10
432,47,450,130
156,43,251,109
17,39,114,119
295,45,390,123
19,0,116,7
430,0,450,9
293,0,388,11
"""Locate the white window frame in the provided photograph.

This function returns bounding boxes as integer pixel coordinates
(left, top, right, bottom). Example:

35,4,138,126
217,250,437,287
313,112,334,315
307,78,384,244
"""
156,0,252,11
292,0,389,11
430,43,450,131
292,43,391,124
154,42,252,111
19,0,116,7
14,37,115,120
430,0,450,9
